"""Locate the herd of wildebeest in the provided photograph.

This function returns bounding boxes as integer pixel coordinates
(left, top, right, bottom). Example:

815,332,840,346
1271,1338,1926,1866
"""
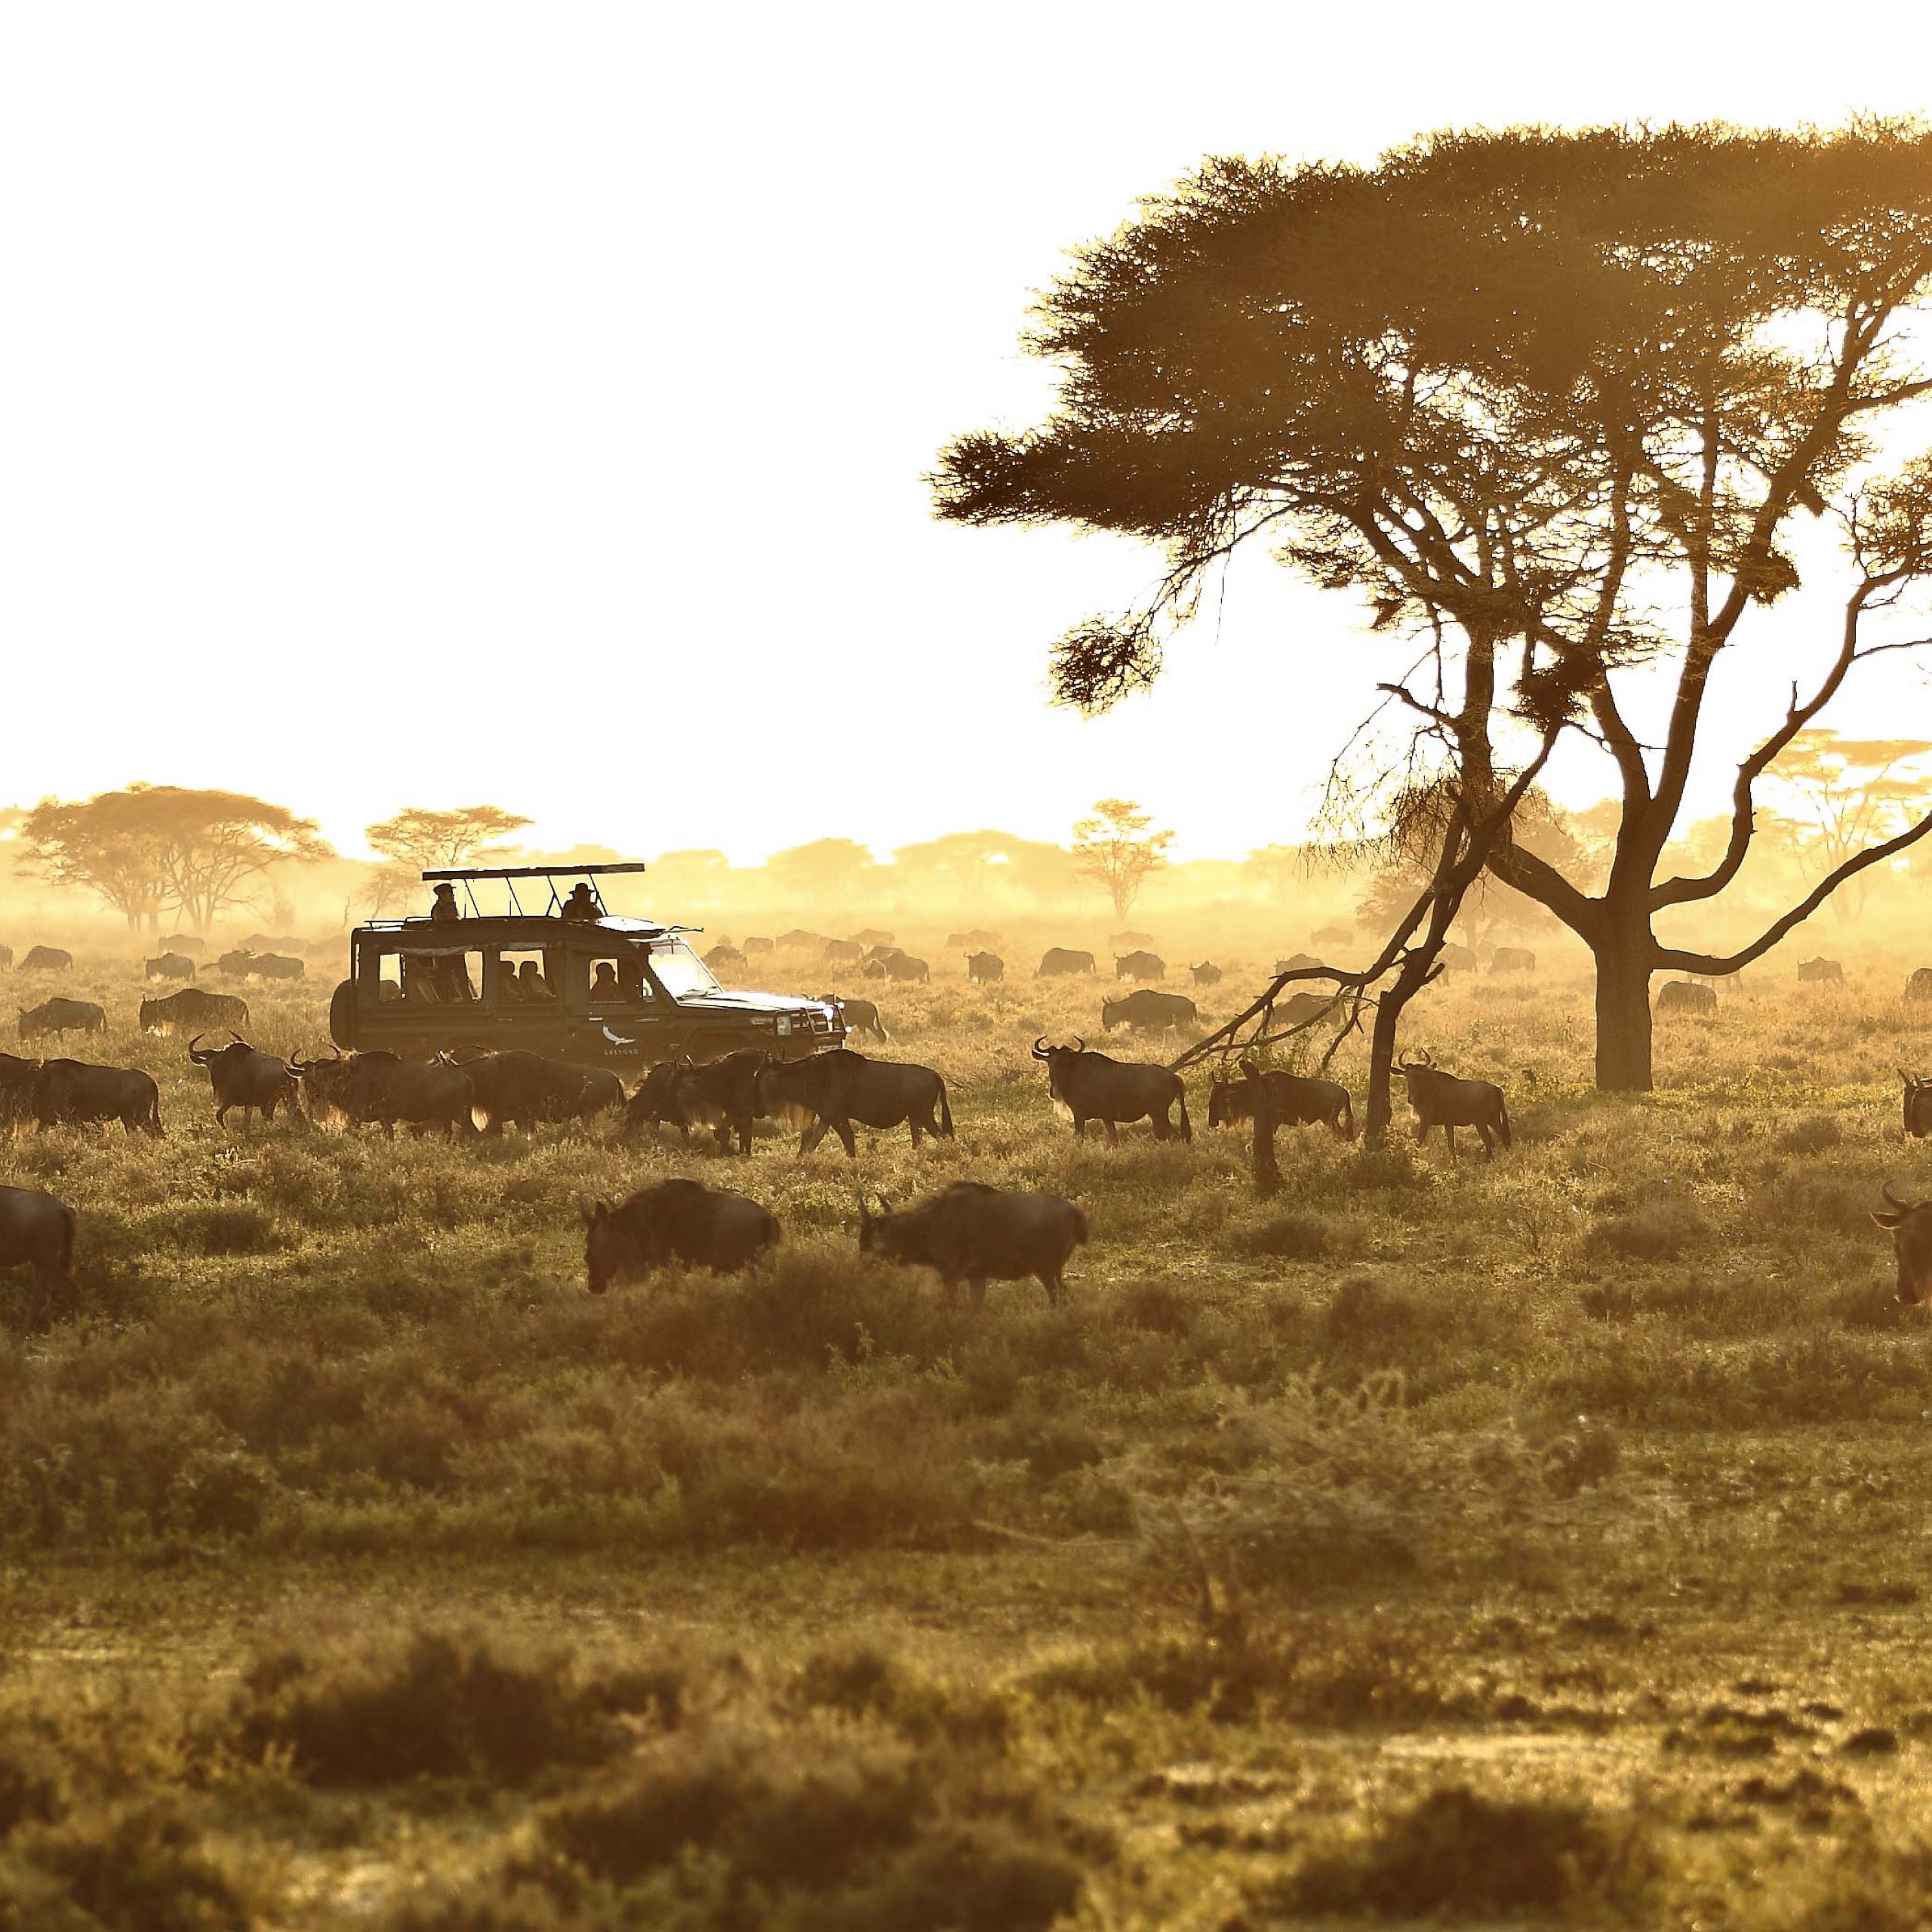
6,931,1932,1331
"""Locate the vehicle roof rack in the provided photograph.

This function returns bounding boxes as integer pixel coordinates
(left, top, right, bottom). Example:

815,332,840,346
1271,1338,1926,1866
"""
419,862,650,881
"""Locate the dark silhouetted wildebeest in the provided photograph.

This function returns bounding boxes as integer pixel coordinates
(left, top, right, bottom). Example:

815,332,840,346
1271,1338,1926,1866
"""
145,952,195,982
823,939,864,964
817,994,888,1044
1900,1070,1932,1140
290,1050,474,1139
859,1182,1087,1308
1872,1183,1932,1304
1208,1062,1355,1139
1275,953,1323,974
743,937,775,956
1101,989,1198,1034
20,998,106,1042
1190,961,1223,987
667,1048,769,1155
1277,989,1344,1027
1798,956,1844,984
1031,1037,1190,1144
1906,968,1932,1002
1395,1051,1510,1159
0,1185,78,1327
252,953,306,982
0,1051,42,1127
1313,924,1352,949
1440,943,1478,973
756,1048,952,1157
188,1032,300,1128
1656,980,1717,1016
580,1180,778,1289
1489,946,1537,975
20,946,71,973
140,987,250,1036
966,952,1004,983
622,1062,691,1143
1038,947,1096,977
703,943,747,975
35,1058,163,1137
1110,931,1155,952
877,952,929,983
779,929,832,951
1115,950,1165,982
217,949,256,978
448,1051,623,1134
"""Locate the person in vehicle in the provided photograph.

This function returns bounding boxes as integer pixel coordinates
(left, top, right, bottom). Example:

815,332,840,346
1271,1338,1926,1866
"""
561,883,599,923
430,883,460,924
402,956,440,1003
519,959,554,1001
592,961,620,1001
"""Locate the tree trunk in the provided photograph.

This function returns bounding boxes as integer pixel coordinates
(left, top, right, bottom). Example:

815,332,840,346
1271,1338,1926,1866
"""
1364,952,1438,1145
1593,923,1657,1092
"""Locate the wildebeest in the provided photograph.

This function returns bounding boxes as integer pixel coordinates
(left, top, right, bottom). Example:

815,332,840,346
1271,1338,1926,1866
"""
743,937,775,956
779,929,833,951
1208,1061,1355,1139
162,935,205,956
1191,961,1223,987
859,1182,1087,1308
1900,1070,1932,1140
187,1032,300,1128
756,1048,952,1157
622,1061,691,1143
705,943,747,974
946,930,1002,951
1101,989,1198,1033
1439,943,1478,973
1873,1183,1932,1304
20,946,71,973
877,952,929,983
823,939,864,964
35,1059,163,1137
1906,968,1932,1002
1395,1051,1510,1158
217,949,256,977
1038,948,1096,977
851,929,896,949
667,1048,769,1155
145,952,196,981
0,1186,78,1327
252,953,306,982
450,1051,624,1134
817,994,888,1044
1313,924,1352,949
1490,946,1537,975
966,952,1004,983
580,1180,779,1288
0,1051,42,1127
863,943,904,963
140,987,250,1036
1109,931,1156,952
1275,953,1322,974
290,1050,475,1138
20,998,106,1041
1798,956,1844,984
1277,989,1344,1026
1656,980,1716,1016
1030,1037,1191,1143
1115,950,1166,982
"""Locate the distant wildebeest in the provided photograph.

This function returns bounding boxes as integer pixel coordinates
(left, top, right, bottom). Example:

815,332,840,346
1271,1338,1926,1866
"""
1275,953,1323,975
863,944,904,964
966,952,1004,983
851,929,895,948
0,946,12,970
1115,950,1166,982
580,1180,780,1290
290,1050,475,1139
756,1048,952,1157
216,949,256,978
743,937,775,956
1038,947,1096,977
0,1185,78,1328
667,1048,769,1156
859,1183,1088,1309
1313,924,1352,949
252,953,306,982
1190,961,1223,987
1439,943,1478,973
243,934,308,955
161,935,205,956
778,929,832,951
704,944,747,975
140,987,250,1036
1656,980,1717,1016
877,952,929,983
20,946,71,974
20,998,106,1042
817,994,888,1044
1906,968,1932,1002
1900,1070,1932,1140
1109,931,1156,952
1208,1061,1355,1139
1798,956,1844,984
1101,989,1198,1034
823,939,864,964
1031,1037,1191,1144
1395,1051,1510,1159
622,1062,691,1143
1489,946,1537,976
35,1058,163,1137
946,930,1003,952
145,952,196,982
188,1032,300,1128
1276,989,1344,1027
1873,1183,1932,1304
446,1050,623,1134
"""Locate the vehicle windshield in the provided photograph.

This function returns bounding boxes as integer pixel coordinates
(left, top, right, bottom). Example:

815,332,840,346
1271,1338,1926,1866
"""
648,940,721,998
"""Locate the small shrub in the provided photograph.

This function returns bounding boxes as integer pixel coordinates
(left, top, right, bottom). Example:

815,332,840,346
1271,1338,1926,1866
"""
1233,1212,1332,1260
1779,1114,1844,1155
1118,1278,1192,1337
1588,1191,1712,1260
4,1801,252,1932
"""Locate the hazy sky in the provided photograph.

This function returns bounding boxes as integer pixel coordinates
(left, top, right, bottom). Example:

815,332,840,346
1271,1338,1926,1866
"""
5,4,1930,863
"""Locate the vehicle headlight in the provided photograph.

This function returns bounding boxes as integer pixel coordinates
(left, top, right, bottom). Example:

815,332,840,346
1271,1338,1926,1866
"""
776,1016,792,1035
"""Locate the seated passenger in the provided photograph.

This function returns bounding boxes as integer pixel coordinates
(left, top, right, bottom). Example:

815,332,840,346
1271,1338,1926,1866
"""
402,958,440,1004
518,959,555,1001
560,882,599,923
429,882,461,924
591,961,620,1001
497,963,524,1001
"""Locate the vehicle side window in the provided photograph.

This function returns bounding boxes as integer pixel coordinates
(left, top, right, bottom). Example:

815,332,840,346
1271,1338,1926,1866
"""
497,950,555,1003
589,952,651,1004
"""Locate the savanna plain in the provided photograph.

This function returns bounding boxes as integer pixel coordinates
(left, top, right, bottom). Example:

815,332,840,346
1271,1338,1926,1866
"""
8,931,1932,1930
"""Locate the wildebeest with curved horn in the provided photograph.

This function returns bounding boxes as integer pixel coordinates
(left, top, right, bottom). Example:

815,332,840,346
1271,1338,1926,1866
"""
1873,1183,1932,1304
188,1032,301,1128
666,1049,770,1156
289,1048,475,1139
858,1182,1088,1308
140,986,250,1036
1395,1050,1510,1159
1030,1037,1191,1144
1101,989,1198,1034
1900,1069,1932,1141
20,998,106,1042
1208,1060,1355,1140
580,1180,779,1289
1191,961,1224,987
35,1059,163,1137
1798,955,1844,984
0,1185,78,1328
756,1048,952,1157
145,952,195,982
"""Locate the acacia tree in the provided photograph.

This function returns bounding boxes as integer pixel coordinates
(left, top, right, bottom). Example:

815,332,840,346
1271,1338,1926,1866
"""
934,124,1932,1091
1072,799,1174,917
1761,731,1932,918
365,805,532,871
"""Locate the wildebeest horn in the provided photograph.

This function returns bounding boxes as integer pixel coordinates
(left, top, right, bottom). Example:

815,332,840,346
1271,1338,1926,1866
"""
1069,1035,1084,1053
1031,1036,1051,1060
186,1032,214,1065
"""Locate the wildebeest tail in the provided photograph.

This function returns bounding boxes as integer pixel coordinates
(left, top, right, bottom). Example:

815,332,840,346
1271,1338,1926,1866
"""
1496,1094,1512,1149
937,1076,953,1138
1175,1078,1192,1144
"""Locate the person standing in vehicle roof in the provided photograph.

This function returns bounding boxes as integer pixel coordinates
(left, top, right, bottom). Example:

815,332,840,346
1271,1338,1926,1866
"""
561,883,599,923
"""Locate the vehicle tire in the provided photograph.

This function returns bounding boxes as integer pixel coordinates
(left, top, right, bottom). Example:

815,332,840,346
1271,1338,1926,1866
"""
328,978,358,1051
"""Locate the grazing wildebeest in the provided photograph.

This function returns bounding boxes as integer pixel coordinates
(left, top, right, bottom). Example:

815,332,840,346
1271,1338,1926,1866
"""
946,930,1003,952
0,1052,42,1127
622,1061,691,1143
1208,1062,1355,1139
580,1180,779,1288
743,937,775,956
1115,950,1166,982
1900,1071,1932,1140
705,943,747,974
252,953,306,982
1656,980,1716,1016
20,999,106,1042
1275,953,1322,974
1873,1184,1932,1304
1101,989,1199,1033
35,1059,163,1137
859,1182,1088,1308
1277,989,1344,1026
1906,968,1932,1002
216,950,257,978
145,952,196,981
1395,1051,1510,1159
1191,961,1223,987
966,952,1004,984
756,1048,952,1157
1439,943,1478,973
1030,1037,1191,1144
187,1032,300,1128
669,1049,769,1155
817,994,888,1044
140,987,250,1036
20,946,71,973
1313,924,1352,949
877,952,929,983
450,1051,623,1134
823,939,865,964
0,1186,78,1327
291,1050,475,1139
1038,948,1096,977
1490,946,1537,975
1798,956,1844,984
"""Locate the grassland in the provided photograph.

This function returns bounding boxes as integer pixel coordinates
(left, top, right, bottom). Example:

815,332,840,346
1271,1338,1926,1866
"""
5,939,1932,1928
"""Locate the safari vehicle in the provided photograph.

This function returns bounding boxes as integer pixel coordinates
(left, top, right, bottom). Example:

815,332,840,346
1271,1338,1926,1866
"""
328,863,844,1066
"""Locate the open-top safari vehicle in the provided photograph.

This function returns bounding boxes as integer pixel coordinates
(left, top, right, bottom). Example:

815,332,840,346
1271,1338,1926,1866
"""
328,863,844,1066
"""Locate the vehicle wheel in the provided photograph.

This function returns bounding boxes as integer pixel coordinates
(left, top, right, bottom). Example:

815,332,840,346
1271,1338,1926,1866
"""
328,979,358,1051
